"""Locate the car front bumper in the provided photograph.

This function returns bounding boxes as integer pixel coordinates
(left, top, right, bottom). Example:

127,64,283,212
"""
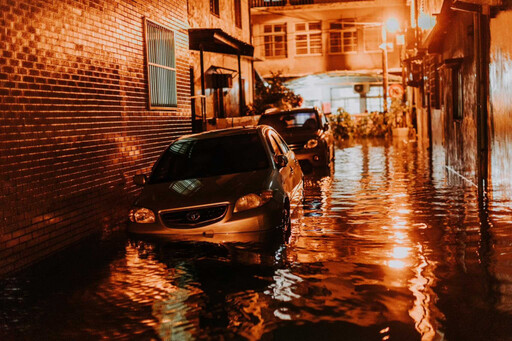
128,201,283,242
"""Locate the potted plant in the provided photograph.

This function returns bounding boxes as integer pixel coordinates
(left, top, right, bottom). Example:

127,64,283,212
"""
389,98,409,138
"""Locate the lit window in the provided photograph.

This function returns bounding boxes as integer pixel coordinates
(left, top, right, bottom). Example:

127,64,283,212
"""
145,19,177,108
295,22,322,55
363,26,381,52
263,24,287,58
364,26,393,52
329,20,357,54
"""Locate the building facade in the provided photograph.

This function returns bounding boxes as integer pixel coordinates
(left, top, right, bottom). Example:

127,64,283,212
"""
0,0,191,275
416,0,512,203
250,0,407,114
188,0,255,127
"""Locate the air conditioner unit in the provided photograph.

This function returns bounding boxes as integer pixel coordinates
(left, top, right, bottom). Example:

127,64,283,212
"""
354,83,370,94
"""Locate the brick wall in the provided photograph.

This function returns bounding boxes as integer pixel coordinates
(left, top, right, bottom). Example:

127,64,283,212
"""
0,0,192,276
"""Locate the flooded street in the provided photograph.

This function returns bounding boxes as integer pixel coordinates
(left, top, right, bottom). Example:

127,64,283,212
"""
2,139,512,340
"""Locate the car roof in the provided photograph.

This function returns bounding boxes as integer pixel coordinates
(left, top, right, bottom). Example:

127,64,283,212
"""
175,125,267,142
260,107,318,116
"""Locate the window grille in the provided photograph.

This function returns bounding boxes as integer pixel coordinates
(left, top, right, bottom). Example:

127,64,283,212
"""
145,19,177,108
329,20,357,54
295,22,322,55
263,24,287,58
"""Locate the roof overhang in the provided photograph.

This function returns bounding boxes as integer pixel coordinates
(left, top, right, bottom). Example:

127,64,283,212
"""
424,0,500,53
189,28,254,57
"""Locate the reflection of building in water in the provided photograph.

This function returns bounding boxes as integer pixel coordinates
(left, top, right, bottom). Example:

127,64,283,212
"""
109,243,201,340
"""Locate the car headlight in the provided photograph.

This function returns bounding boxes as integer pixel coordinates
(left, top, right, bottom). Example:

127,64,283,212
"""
129,207,155,223
304,139,318,149
234,190,273,213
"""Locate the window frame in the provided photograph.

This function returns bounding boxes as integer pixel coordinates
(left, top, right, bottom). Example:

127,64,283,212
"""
363,26,394,53
328,20,357,55
234,0,242,28
210,0,220,16
262,23,287,59
450,61,464,121
144,18,178,110
295,21,323,56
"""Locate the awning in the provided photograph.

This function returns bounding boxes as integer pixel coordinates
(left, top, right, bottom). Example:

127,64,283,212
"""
189,28,254,57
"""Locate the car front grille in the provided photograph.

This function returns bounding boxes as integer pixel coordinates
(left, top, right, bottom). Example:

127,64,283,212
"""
160,204,228,228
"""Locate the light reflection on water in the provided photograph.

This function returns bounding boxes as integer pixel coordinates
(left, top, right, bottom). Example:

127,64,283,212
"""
1,139,512,340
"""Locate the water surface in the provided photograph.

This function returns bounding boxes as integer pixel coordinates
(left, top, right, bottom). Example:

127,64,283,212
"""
2,139,512,340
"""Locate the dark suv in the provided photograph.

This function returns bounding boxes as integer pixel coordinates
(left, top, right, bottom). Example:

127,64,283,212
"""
258,108,334,173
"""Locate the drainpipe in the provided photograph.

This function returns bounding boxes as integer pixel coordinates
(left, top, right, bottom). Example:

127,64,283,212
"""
200,46,205,97
238,53,243,116
474,8,490,198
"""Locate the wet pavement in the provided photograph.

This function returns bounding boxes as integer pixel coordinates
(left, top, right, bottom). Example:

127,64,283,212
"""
2,139,512,340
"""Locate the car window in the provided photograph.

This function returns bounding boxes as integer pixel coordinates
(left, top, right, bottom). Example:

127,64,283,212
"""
150,133,269,183
267,132,284,155
259,111,319,132
274,132,290,153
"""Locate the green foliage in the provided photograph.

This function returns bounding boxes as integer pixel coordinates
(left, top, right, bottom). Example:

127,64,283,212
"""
329,108,354,139
252,72,302,114
328,107,392,139
388,98,408,128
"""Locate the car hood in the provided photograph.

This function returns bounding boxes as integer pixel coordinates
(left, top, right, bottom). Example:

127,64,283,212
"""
277,129,320,145
135,169,275,211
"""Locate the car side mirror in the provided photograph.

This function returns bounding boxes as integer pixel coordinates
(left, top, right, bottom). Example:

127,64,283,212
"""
133,174,147,186
274,154,288,168
323,123,330,131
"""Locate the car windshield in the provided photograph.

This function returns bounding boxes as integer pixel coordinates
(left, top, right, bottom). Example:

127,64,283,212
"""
259,111,319,132
149,133,269,183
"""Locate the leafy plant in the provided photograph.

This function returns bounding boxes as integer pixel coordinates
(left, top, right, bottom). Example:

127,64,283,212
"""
388,98,408,128
329,107,392,139
328,108,354,139
252,72,302,114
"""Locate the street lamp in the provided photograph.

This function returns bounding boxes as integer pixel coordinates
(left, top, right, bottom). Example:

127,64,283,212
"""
380,18,400,113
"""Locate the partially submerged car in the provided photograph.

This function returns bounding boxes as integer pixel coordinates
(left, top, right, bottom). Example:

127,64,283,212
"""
128,126,303,242
258,108,335,173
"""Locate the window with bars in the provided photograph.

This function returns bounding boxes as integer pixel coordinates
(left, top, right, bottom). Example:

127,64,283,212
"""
145,19,177,108
329,20,357,54
295,22,322,55
234,0,242,28
263,24,287,58
211,0,220,16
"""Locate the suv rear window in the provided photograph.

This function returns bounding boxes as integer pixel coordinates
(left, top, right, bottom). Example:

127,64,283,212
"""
259,111,319,132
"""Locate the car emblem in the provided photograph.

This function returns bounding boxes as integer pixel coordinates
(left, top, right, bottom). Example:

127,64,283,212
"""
186,211,201,222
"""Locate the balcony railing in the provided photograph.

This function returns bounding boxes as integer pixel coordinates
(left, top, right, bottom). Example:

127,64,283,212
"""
251,0,370,8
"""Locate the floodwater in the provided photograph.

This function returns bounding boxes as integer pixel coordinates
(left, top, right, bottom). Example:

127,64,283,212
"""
2,139,512,340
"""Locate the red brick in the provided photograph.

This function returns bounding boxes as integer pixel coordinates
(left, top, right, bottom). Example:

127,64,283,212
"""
0,0,192,277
